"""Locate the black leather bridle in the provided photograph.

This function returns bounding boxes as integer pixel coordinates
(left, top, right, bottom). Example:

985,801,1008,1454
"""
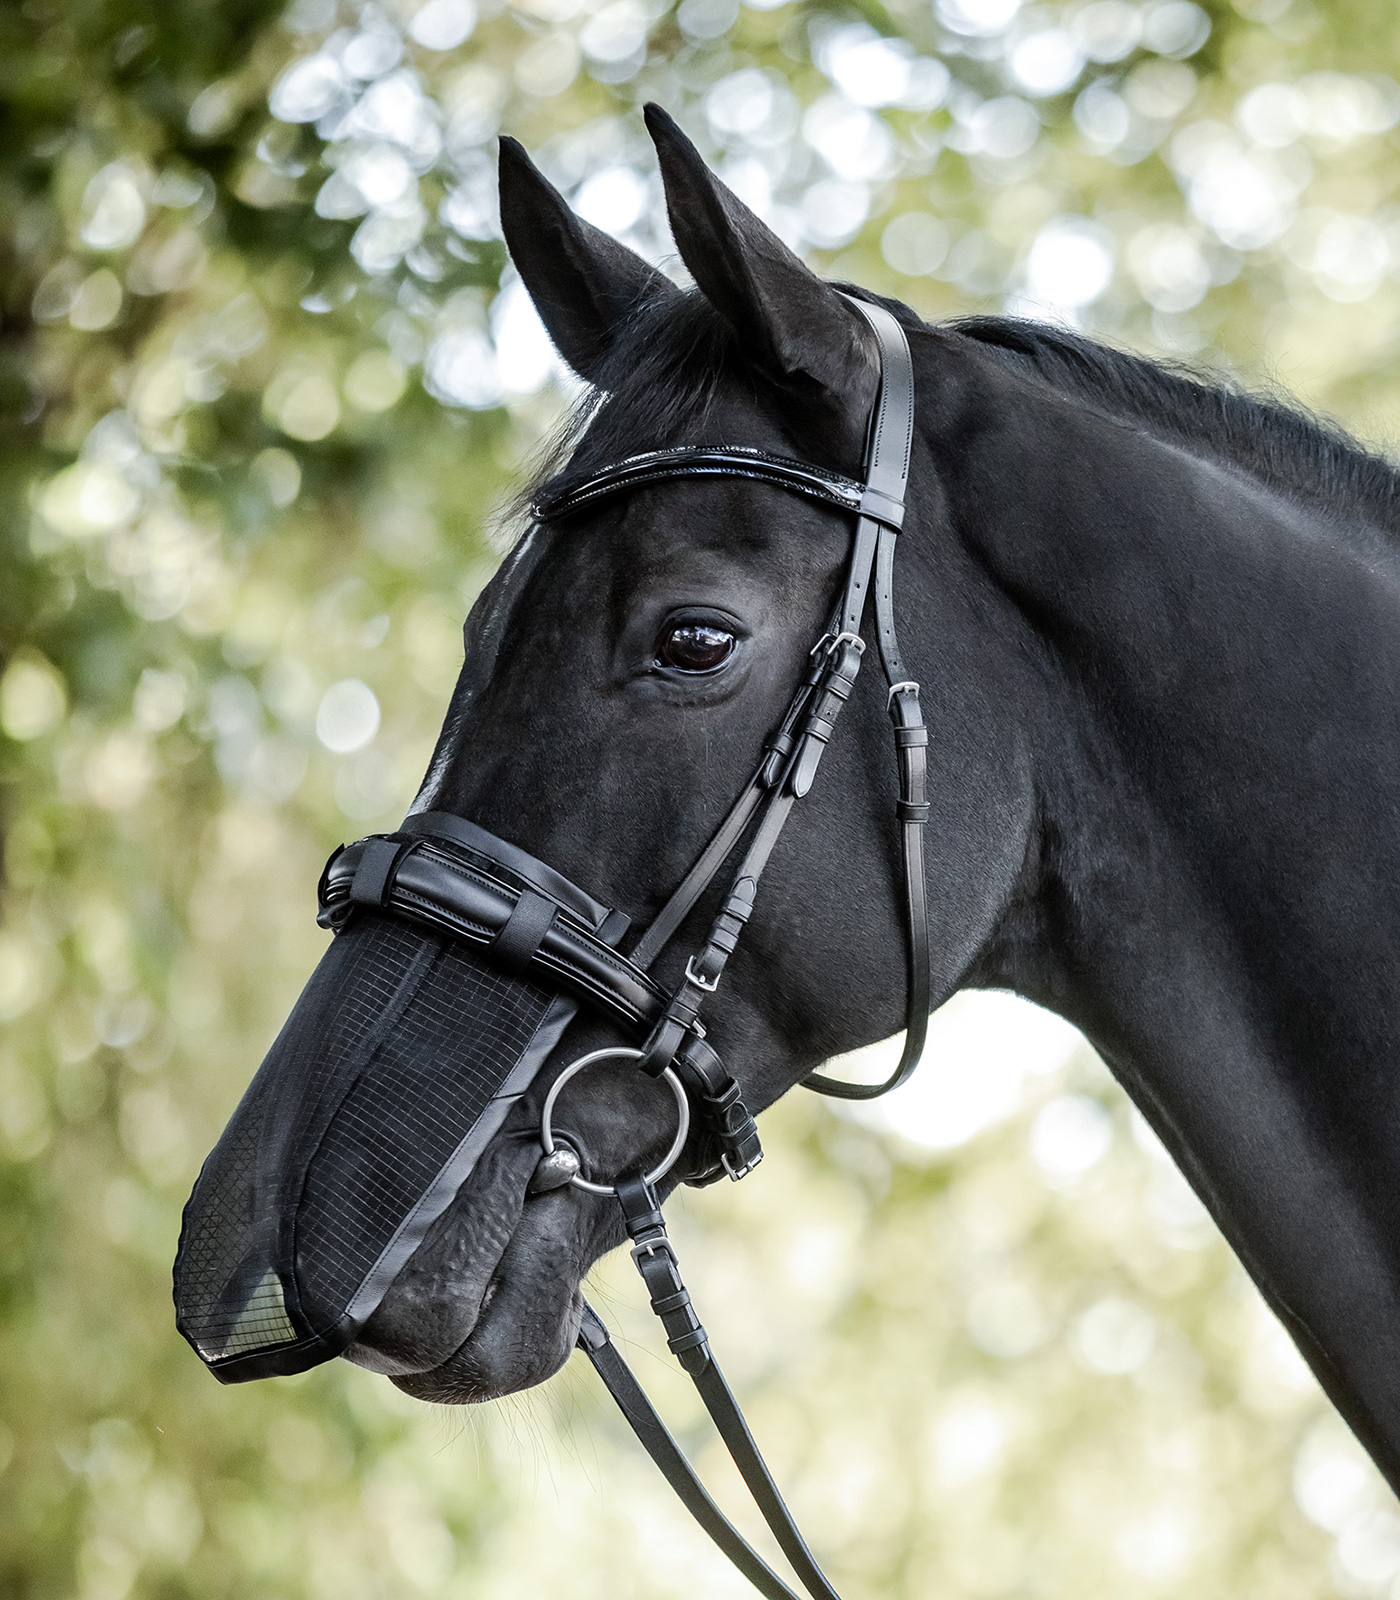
318,295,926,1598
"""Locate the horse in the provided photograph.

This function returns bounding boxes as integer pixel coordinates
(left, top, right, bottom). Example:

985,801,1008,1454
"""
178,104,1400,1538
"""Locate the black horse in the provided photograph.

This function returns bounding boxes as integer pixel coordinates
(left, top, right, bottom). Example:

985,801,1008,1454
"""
188,107,1400,1502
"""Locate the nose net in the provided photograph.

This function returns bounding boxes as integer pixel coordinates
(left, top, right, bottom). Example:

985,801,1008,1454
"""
174,914,572,1381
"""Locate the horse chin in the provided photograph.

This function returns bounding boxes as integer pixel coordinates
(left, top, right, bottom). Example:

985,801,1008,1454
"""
341,1136,590,1404
387,1211,586,1404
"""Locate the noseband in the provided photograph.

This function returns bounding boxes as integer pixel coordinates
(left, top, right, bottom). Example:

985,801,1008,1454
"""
317,295,925,1599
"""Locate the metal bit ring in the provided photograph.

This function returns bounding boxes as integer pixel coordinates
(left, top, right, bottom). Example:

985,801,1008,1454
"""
540,1047,690,1196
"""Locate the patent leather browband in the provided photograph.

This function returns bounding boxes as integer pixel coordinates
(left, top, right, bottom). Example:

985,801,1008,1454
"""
534,444,906,532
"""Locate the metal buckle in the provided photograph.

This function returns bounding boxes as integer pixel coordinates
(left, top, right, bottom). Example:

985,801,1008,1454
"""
630,1235,675,1265
886,679,920,709
811,630,866,661
721,1150,764,1181
685,956,720,993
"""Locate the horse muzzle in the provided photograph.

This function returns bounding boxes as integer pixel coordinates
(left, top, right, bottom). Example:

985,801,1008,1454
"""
172,816,643,1383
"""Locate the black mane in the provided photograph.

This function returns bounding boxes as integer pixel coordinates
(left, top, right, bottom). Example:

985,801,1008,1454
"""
953,314,1400,531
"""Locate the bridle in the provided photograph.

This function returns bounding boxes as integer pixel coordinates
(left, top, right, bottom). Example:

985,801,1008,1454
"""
316,295,926,1598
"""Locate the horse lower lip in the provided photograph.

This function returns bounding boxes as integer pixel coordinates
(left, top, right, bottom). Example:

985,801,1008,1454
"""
346,1137,543,1376
384,1206,585,1404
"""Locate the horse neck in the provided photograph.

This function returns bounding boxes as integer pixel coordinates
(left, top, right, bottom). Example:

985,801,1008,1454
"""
955,380,1400,1061
931,351,1400,1484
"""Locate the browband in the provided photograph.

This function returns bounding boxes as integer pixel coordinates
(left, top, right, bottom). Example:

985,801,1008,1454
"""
534,444,906,532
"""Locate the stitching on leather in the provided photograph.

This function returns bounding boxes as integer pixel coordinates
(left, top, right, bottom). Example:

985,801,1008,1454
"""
413,841,596,937
550,468,856,516
389,876,661,1003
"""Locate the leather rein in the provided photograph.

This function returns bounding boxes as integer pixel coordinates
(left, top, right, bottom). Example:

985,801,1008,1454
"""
536,296,928,1599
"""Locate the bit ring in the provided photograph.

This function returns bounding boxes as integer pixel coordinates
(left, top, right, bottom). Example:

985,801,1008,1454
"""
540,1047,690,1196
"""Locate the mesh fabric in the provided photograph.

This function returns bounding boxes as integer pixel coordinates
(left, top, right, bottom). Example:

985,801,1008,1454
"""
174,915,565,1380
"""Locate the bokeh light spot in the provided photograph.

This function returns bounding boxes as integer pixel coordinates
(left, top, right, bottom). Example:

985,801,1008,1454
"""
316,679,380,753
409,0,478,51
1031,1095,1113,1178
80,163,147,250
344,350,408,412
1071,1296,1157,1375
69,269,123,331
1,654,67,741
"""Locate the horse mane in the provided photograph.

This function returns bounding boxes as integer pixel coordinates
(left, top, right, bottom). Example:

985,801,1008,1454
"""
950,313,1400,532
520,284,1400,536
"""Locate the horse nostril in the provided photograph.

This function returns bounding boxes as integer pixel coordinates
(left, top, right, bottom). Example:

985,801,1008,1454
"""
527,1141,581,1195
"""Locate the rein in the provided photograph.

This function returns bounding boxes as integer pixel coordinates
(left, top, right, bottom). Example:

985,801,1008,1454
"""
315,296,927,1598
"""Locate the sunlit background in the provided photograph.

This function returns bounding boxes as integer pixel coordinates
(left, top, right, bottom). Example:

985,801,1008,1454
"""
5,0,1400,1595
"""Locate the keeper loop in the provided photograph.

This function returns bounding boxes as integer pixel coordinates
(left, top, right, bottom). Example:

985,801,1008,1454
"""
491,888,558,976
349,837,405,909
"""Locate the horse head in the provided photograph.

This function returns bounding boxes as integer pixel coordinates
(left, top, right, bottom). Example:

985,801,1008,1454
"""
175,108,1037,1409
342,110,1038,1400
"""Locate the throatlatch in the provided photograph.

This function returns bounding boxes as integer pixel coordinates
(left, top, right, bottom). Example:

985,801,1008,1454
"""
174,294,925,1600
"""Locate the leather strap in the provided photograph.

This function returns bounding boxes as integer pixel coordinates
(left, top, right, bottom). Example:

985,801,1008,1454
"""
805,300,929,1100
626,779,767,972
577,1304,806,1600
585,1175,846,1600
626,633,837,972
804,679,929,1098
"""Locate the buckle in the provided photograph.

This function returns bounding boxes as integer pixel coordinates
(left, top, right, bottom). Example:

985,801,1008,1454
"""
811,630,866,661
685,955,720,993
886,679,920,709
630,1234,675,1265
721,1149,764,1181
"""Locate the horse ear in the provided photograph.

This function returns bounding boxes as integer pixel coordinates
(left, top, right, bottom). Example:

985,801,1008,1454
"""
644,104,878,454
498,136,680,383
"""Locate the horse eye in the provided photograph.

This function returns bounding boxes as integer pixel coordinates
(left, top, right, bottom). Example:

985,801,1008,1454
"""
655,622,735,674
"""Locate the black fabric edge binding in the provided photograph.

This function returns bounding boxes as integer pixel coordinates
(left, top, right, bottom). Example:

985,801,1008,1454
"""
339,993,579,1328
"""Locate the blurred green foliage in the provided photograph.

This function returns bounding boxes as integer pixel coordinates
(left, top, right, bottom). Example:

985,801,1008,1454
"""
5,0,1400,1594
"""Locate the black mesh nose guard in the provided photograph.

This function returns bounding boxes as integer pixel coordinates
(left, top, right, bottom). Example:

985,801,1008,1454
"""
173,820,629,1385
